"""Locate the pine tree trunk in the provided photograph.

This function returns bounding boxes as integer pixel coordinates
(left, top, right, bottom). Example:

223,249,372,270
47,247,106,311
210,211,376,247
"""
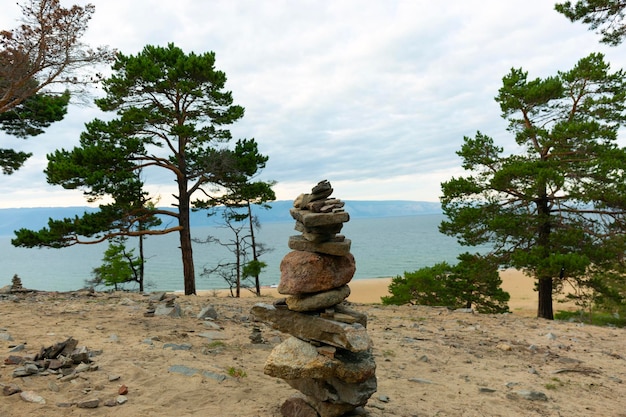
247,203,261,296
236,238,241,298
537,276,554,319
536,182,554,320
179,218,196,295
138,234,145,292
178,187,196,295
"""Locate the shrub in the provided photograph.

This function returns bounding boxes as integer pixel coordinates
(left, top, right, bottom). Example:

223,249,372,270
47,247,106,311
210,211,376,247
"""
382,253,510,314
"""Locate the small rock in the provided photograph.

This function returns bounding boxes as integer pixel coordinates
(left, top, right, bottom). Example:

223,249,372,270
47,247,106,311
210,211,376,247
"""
48,381,60,392
116,395,128,405
197,305,218,320
77,398,100,408
13,363,39,377
408,378,433,384
118,385,128,395
479,387,496,393
378,394,390,403
546,333,557,340
163,343,192,351
75,363,92,373
4,355,23,365
496,343,512,351
9,343,25,352
149,292,167,302
168,365,227,382
118,298,135,306
3,383,22,396
154,303,182,318
280,396,318,417
203,321,221,330
58,373,79,382
316,345,336,358
512,390,549,401
20,390,46,404
0,332,13,341
168,365,198,377
197,331,228,340
108,374,121,382
47,358,66,370
104,398,117,407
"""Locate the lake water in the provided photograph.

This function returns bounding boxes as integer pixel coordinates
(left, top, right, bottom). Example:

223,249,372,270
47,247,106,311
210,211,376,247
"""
0,214,472,292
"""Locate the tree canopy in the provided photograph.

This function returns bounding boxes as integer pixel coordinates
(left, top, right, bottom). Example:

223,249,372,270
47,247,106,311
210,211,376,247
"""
0,86,69,174
0,0,113,174
555,0,626,45
88,237,143,291
12,43,269,296
0,0,114,112
440,53,626,319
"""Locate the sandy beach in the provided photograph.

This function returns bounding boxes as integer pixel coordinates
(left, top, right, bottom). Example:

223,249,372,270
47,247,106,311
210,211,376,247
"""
224,269,574,316
2,269,623,417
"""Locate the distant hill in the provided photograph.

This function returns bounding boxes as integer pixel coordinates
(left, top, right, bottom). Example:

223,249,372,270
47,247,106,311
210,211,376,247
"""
0,200,441,236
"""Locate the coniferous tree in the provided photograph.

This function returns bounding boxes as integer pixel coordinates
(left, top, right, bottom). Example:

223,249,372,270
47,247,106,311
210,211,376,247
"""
13,44,258,296
88,236,142,291
440,53,626,319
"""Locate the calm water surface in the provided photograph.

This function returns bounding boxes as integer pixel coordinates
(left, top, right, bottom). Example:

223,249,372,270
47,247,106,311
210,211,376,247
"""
1,214,472,292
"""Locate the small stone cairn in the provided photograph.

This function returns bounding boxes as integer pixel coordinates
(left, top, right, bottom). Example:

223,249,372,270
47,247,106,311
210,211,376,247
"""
11,274,24,292
252,180,377,417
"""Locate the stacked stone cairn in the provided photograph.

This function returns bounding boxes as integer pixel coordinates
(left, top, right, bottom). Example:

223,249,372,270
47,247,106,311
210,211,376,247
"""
251,180,377,417
11,274,25,292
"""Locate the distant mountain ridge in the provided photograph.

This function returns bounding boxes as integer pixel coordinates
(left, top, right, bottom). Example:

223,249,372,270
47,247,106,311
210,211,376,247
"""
0,200,442,236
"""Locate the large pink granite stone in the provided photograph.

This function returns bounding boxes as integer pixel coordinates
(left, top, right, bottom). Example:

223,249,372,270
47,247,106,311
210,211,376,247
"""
278,251,356,295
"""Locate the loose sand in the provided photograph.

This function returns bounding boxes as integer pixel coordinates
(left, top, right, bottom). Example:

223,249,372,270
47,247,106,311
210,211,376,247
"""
1,270,624,417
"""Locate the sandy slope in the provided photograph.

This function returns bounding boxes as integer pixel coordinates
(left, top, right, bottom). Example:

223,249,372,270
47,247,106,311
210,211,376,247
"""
1,274,624,417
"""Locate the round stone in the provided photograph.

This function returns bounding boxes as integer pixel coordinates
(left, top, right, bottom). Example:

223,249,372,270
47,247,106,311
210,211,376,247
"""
278,251,355,295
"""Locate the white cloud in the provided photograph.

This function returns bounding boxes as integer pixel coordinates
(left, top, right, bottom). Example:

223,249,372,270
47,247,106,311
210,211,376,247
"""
2,0,626,208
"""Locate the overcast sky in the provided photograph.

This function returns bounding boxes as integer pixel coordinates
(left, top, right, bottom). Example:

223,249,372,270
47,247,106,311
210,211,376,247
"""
2,0,626,208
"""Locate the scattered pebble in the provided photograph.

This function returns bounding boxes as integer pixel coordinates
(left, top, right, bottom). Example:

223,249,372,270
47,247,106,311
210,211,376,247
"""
77,398,101,408
19,390,45,404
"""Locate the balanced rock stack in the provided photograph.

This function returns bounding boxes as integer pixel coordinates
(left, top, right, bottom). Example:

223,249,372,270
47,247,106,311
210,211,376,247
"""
252,180,377,417
11,274,24,292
